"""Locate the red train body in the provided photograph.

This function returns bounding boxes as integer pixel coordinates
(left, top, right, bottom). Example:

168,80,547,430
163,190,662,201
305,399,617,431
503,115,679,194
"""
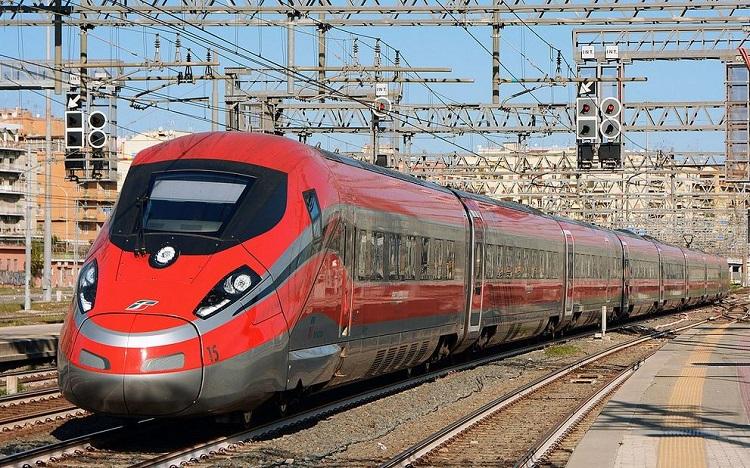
57,133,731,417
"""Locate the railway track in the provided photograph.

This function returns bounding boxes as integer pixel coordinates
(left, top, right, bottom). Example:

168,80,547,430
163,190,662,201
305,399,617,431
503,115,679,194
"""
0,387,81,433
0,366,57,391
1,321,629,468
0,302,731,468
380,316,732,468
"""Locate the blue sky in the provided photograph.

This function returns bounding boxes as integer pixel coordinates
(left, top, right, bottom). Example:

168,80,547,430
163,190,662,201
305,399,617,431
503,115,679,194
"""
0,19,728,154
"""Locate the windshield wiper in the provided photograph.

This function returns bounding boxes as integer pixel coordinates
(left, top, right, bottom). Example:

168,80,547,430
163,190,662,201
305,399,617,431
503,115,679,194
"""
133,195,149,256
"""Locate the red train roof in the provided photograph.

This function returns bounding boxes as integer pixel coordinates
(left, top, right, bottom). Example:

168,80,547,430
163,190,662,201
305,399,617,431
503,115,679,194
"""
132,132,319,173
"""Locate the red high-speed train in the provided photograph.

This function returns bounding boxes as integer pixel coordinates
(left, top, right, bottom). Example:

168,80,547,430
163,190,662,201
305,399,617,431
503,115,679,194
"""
57,132,731,418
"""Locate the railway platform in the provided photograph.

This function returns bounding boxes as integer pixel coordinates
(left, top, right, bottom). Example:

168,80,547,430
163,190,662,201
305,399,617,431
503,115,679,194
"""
0,323,60,364
568,320,750,468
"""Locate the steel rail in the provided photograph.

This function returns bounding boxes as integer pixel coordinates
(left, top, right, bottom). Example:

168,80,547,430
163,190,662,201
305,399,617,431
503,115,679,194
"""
0,387,60,407
0,419,157,468
379,317,716,468
0,366,56,379
0,405,84,433
129,328,623,468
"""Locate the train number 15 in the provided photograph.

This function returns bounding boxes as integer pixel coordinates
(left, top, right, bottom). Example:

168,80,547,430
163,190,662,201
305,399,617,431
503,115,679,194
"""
206,345,220,363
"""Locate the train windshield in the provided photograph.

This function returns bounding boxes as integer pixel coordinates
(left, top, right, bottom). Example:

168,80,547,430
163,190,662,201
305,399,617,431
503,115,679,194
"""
143,172,254,234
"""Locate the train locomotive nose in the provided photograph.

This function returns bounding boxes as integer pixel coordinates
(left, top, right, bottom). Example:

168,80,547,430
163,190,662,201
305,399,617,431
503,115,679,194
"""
64,313,203,417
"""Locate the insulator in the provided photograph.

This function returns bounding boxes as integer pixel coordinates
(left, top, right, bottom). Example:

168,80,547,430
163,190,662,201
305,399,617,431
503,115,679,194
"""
374,39,381,67
352,38,359,64
395,50,400,67
154,34,161,63
175,33,182,62
185,49,194,81
205,50,213,77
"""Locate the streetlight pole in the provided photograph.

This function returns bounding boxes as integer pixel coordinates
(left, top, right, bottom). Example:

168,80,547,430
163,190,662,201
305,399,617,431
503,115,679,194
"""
24,148,32,311
43,23,53,302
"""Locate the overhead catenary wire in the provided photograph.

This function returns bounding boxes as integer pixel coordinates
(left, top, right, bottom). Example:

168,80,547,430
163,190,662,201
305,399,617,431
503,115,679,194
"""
7,0,647,161
63,0,551,161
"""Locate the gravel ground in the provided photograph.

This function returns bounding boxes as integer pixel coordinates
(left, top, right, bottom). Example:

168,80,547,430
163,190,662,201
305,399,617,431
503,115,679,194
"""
193,305,722,468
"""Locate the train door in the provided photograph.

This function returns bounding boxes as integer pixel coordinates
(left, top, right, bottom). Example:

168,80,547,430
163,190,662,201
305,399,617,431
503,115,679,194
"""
604,238,611,303
703,255,708,297
467,206,485,334
563,230,574,318
621,241,630,314
656,246,664,306
339,222,355,338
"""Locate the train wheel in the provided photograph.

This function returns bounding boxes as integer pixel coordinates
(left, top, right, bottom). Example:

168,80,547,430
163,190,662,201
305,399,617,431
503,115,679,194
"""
215,410,253,427
277,395,290,417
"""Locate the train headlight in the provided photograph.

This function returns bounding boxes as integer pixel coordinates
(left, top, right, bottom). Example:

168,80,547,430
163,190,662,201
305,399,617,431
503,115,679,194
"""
195,266,260,319
77,260,98,313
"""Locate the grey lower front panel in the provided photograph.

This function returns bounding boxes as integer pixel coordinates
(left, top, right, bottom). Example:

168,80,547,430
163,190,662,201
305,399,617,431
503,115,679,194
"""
61,359,202,417
58,334,289,418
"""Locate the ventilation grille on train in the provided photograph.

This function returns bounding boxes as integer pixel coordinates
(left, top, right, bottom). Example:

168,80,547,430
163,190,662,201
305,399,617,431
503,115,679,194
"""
366,340,430,376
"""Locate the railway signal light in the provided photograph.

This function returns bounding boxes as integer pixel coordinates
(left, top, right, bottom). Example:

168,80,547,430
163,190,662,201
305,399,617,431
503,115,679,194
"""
599,97,622,141
576,97,597,118
88,111,108,149
577,117,598,141
576,97,598,141
65,111,84,149
599,119,622,140
599,97,622,119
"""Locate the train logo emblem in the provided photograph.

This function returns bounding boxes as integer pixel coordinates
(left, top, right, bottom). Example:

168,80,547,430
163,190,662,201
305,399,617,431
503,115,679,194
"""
126,299,159,311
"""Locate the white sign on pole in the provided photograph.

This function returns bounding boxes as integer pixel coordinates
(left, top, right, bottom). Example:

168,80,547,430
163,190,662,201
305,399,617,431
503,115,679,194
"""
375,83,388,97
581,46,595,60
605,45,620,60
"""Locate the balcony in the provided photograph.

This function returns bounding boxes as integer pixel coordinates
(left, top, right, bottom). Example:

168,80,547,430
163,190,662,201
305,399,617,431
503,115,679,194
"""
0,207,24,217
0,185,23,195
0,164,25,174
0,228,24,237
77,191,118,202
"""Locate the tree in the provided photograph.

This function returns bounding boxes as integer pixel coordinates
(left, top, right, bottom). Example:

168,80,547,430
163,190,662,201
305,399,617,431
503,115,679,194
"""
31,240,43,277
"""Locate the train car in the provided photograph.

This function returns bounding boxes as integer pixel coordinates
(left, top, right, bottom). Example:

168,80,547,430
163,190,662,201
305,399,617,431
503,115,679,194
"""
649,239,688,311
301,152,470,388
682,247,709,306
58,132,731,419
706,253,730,301
554,219,623,326
58,132,472,417
614,230,661,317
451,193,565,351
